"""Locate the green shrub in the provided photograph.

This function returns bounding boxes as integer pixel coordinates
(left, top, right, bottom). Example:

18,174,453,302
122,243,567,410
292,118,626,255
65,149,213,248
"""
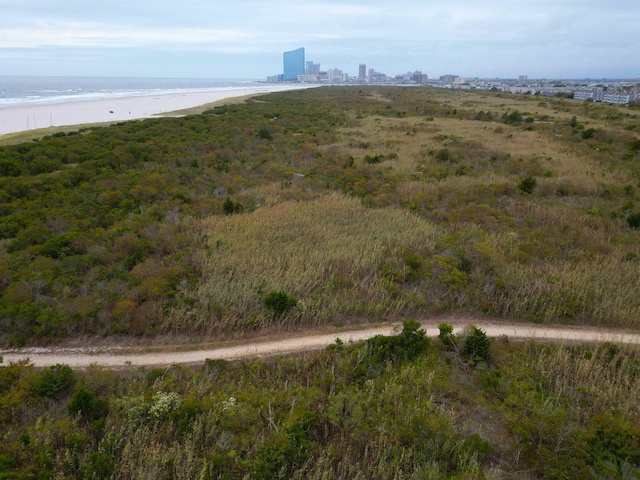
435,148,452,163
34,364,75,398
517,175,537,194
364,153,384,164
627,212,640,229
582,128,596,139
68,385,95,418
223,196,241,215
365,320,430,364
82,451,114,479
257,127,273,141
438,322,456,348
503,110,523,125
263,290,298,319
462,326,490,365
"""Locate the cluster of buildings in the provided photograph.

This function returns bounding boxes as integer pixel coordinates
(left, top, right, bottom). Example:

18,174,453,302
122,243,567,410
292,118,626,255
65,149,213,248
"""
572,90,638,104
499,81,639,105
266,47,429,85
266,48,639,105
418,75,639,105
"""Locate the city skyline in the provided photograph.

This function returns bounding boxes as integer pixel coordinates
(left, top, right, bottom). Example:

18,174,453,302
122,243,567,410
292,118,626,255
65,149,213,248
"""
1,0,639,80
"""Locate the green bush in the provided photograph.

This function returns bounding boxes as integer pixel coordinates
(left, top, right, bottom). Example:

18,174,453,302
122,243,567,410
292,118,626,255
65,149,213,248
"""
627,212,640,229
34,364,75,398
517,175,537,194
462,326,490,365
438,322,456,348
67,383,109,420
263,290,298,319
365,320,430,364
503,110,524,125
223,196,242,215
257,127,273,141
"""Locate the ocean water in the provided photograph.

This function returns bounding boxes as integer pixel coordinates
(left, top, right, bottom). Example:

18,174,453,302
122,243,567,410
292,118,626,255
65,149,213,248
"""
0,76,259,107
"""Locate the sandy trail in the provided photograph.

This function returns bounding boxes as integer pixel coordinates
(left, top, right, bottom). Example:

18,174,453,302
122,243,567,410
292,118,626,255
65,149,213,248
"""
2,321,639,368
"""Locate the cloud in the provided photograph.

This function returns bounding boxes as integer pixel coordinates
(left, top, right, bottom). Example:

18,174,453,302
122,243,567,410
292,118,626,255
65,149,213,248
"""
1,0,638,78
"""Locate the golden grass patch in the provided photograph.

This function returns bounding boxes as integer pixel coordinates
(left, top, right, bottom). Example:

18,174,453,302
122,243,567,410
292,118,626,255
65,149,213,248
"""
168,191,437,334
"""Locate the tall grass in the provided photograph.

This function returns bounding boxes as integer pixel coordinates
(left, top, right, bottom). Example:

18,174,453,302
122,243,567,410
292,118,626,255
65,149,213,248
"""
527,342,640,418
166,191,437,334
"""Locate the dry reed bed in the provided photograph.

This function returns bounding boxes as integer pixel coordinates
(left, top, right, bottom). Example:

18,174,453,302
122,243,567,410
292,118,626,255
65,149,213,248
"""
169,192,437,333
528,343,640,419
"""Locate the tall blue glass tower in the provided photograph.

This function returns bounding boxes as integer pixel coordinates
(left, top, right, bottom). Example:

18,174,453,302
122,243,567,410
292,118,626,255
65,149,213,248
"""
283,47,305,81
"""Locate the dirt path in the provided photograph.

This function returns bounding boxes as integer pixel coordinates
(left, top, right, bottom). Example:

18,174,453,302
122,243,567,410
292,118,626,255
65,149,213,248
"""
2,321,639,368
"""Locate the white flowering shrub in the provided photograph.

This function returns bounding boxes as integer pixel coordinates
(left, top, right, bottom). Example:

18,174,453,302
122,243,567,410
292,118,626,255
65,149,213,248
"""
149,391,182,420
222,396,237,410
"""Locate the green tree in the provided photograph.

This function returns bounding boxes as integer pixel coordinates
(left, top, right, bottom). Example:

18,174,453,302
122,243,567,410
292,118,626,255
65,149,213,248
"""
462,326,490,365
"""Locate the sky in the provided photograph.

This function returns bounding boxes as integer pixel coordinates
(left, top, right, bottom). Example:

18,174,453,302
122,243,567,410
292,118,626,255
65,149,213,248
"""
1,0,639,80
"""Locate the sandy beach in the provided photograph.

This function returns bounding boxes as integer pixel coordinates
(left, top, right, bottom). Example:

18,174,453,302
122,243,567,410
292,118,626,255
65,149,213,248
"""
0,84,312,136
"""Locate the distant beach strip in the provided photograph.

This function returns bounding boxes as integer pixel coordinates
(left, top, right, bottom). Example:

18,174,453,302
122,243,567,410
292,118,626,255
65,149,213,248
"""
0,84,313,136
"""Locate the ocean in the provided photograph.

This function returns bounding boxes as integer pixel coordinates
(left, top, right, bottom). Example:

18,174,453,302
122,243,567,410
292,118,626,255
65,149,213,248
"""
0,76,260,108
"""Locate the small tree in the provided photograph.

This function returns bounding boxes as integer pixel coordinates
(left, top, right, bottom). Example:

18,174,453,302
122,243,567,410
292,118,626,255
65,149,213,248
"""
263,290,298,319
462,326,490,365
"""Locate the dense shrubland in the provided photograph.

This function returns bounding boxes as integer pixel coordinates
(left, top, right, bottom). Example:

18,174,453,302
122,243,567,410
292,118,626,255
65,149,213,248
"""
1,326,639,479
0,86,639,345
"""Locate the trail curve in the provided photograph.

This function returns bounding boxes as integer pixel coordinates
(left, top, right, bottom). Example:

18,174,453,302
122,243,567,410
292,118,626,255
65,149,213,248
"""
1,321,639,368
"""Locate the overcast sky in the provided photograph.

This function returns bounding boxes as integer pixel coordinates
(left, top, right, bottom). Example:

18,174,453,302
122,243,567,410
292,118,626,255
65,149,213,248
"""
1,0,639,80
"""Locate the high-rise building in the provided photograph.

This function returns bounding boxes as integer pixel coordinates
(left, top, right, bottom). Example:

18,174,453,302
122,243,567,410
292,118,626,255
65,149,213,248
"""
306,61,314,75
440,74,456,84
283,47,305,81
328,68,343,82
359,64,366,81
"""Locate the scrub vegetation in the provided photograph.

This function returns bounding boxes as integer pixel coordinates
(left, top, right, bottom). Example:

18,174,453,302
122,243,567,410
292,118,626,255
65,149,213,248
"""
1,86,640,478
1,325,639,479
1,86,639,345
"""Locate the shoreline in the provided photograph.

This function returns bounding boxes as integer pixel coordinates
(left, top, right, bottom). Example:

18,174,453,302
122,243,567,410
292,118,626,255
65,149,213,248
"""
0,84,313,136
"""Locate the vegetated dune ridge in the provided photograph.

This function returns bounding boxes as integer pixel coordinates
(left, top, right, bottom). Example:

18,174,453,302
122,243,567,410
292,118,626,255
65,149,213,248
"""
2,318,639,368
